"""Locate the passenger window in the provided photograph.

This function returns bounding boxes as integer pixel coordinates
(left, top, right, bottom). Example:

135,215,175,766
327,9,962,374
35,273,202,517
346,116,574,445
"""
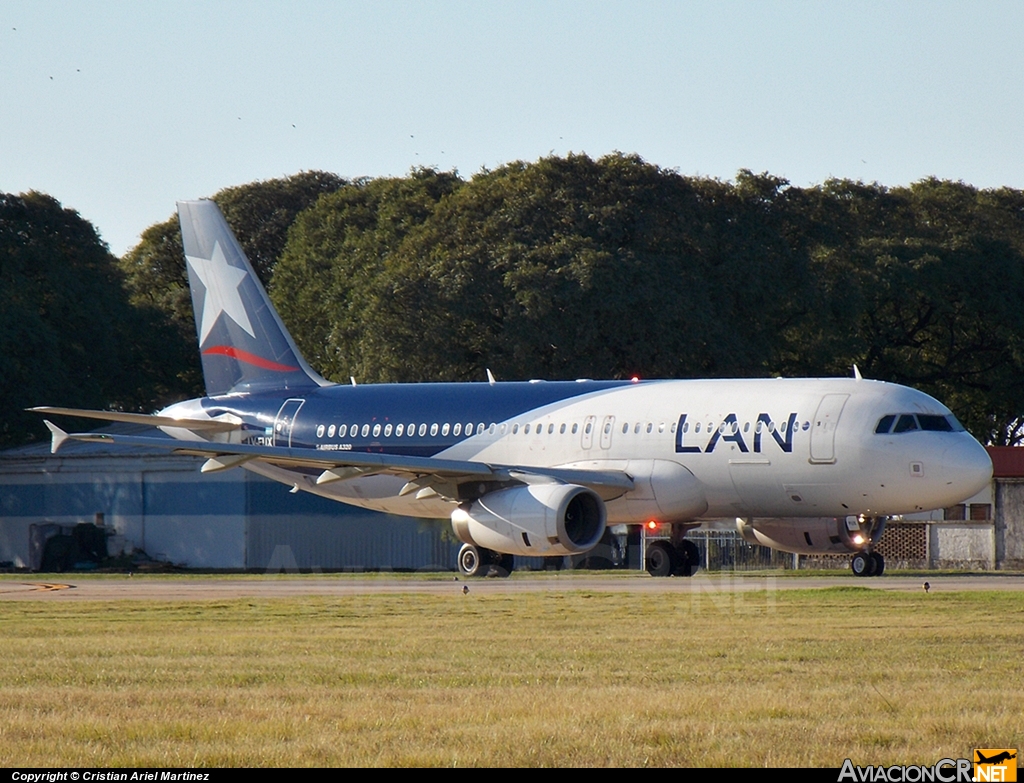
695,423,701,434
875,415,895,434
384,423,393,437
442,423,450,436
560,423,566,434
418,423,427,436
585,422,592,434
893,414,918,433
622,423,629,434
548,423,554,434
338,424,347,437
372,423,381,437
571,423,578,434
316,424,325,438
646,423,653,434
634,422,641,434
682,422,689,433
396,424,404,437
361,424,370,437
755,421,762,433
513,424,519,434
743,422,749,433
524,424,531,434
453,423,461,436
430,423,439,436
478,423,486,434
658,423,665,433
327,424,336,438
407,424,415,437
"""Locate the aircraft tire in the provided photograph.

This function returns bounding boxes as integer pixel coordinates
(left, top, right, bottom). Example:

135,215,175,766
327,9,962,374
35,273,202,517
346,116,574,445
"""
492,553,515,578
850,551,872,577
674,540,700,577
870,552,885,576
457,544,487,577
646,541,676,577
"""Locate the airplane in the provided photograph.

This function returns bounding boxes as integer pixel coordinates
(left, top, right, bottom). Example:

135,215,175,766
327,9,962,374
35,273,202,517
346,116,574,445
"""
34,200,994,578
975,751,1016,765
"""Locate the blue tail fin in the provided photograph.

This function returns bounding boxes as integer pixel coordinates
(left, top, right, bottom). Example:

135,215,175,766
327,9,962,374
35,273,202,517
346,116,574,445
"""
177,200,328,396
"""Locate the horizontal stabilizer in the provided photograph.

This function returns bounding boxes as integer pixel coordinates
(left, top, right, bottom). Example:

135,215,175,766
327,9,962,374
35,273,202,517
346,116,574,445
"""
43,420,69,454
29,407,242,433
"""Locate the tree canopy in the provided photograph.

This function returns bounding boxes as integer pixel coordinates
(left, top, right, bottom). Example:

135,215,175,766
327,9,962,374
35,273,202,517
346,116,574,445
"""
271,156,1024,444
7,157,1024,448
0,191,181,447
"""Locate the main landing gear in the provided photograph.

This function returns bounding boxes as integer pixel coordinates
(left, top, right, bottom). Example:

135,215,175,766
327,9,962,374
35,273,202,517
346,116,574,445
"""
850,551,885,577
457,543,514,578
645,539,700,578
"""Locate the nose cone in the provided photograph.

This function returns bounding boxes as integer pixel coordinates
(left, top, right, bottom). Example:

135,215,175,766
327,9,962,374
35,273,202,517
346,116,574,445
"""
941,435,993,500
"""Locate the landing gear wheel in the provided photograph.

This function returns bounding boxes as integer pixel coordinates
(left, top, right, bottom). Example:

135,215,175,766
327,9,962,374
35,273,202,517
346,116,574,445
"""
646,541,677,577
493,553,515,578
870,552,885,576
457,544,486,577
675,540,700,577
851,551,868,577
851,551,874,577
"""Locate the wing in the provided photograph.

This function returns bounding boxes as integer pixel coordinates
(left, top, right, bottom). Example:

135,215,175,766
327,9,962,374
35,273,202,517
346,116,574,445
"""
30,406,242,433
40,421,634,501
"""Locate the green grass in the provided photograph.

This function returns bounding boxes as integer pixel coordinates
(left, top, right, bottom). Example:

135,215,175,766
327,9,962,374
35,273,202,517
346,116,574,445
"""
1,587,1021,766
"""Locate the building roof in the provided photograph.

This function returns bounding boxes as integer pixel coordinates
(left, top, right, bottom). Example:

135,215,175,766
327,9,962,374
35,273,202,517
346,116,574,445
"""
986,446,1024,478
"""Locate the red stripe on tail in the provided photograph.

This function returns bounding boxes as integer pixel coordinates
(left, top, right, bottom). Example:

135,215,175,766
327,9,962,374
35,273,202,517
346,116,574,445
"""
202,345,299,372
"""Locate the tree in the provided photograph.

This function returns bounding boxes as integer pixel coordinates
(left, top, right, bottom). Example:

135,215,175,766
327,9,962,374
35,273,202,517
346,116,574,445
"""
0,191,181,447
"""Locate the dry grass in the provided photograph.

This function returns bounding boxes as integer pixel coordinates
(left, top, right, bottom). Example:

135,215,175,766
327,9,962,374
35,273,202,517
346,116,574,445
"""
0,585,1021,766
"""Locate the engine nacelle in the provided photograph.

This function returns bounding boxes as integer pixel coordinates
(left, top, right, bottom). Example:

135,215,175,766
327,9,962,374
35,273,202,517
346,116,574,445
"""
736,516,874,555
451,484,607,556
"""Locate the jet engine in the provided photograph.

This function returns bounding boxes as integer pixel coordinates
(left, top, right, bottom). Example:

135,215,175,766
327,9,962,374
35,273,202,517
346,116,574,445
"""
451,484,606,556
736,516,882,555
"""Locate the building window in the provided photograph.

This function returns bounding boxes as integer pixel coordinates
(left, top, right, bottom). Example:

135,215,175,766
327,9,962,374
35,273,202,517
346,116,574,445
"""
969,503,991,521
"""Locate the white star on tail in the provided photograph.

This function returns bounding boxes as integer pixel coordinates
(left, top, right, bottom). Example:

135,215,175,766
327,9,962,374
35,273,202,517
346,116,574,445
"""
186,241,256,344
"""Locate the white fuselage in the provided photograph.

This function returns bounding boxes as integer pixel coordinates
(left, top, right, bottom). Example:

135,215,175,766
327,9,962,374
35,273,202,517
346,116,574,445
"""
164,377,993,524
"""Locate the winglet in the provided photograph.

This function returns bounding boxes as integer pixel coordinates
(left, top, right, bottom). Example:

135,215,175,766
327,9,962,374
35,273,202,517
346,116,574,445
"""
44,420,69,454
486,369,496,386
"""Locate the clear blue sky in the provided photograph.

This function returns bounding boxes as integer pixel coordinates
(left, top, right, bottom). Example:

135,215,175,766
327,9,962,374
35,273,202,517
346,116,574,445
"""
2,1,1022,257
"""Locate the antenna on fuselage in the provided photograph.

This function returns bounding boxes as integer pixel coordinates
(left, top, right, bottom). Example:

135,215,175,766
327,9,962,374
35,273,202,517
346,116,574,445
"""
350,376,357,386
852,364,863,381
486,369,497,386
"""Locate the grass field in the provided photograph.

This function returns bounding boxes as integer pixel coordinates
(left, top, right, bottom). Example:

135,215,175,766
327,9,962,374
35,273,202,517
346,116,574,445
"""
1,581,1021,766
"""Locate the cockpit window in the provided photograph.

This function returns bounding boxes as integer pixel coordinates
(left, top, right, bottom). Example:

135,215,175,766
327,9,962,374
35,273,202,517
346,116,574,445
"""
946,414,966,432
876,412,964,434
893,414,919,433
917,414,954,432
875,415,896,434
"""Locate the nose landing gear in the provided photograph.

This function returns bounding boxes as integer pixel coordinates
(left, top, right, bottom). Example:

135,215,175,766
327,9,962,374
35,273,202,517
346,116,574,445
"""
850,550,885,577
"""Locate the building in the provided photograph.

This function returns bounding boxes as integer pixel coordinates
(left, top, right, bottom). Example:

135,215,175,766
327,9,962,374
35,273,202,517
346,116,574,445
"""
0,425,457,571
